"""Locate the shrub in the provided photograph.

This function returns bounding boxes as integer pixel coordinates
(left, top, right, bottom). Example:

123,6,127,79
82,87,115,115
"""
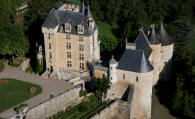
0,63,5,72
26,66,33,74
79,90,87,97
34,59,44,75
78,105,88,112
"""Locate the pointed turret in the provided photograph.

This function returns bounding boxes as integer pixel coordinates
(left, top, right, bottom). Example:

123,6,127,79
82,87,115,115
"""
82,2,85,15
87,5,92,18
139,51,154,73
148,24,160,45
158,21,173,46
110,55,117,64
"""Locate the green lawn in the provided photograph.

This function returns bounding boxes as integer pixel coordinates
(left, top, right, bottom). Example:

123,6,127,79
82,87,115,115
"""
0,79,42,113
49,95,110,119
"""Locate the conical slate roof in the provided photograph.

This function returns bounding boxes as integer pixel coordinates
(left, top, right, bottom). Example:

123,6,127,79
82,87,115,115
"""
134,29,152,59
158,22,173,46
82,2,85,15
148,24,161,45
117,49,154,73
87,5,92,18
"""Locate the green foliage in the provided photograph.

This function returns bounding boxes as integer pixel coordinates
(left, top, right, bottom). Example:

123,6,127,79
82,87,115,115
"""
98,22,119,52
0,23,29,57
34,59,44,75
93,75,110,98
171,45,195,118
50,95,109,119
0,64,5,72
0,78,42,113
26,66,33,74
79,90,87,97
15,104,28,114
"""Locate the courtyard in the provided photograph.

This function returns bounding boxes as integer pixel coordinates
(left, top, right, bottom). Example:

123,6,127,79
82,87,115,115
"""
0,63,74,118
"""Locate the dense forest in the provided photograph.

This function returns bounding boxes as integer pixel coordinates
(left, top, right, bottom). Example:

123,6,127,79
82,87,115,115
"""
0,0,195,118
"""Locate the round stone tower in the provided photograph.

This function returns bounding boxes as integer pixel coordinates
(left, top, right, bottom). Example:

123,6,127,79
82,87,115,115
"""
158,22,174,78
148,24,161,85
109,55,118,83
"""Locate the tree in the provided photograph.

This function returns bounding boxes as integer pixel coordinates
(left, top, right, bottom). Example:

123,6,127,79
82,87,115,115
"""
93,75,110,99
0,24,29,60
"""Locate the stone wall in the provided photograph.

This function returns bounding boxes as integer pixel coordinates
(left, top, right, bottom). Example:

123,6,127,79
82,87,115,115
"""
20,58,30,72
90,101,128,119
26,87,81,119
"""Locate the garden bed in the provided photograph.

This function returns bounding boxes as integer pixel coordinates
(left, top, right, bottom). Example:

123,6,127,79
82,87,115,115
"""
48,95,110,119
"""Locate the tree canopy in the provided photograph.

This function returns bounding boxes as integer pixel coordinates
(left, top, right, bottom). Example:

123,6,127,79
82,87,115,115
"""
0,24,29,58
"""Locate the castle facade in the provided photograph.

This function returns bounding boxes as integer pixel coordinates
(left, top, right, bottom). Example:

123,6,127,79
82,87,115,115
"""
42,3,100,73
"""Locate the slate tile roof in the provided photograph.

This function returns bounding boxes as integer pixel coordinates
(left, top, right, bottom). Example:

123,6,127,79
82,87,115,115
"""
134,30,152,59
158,22,174,46
117,49,154,73
148,25,161,45
42,8,97,36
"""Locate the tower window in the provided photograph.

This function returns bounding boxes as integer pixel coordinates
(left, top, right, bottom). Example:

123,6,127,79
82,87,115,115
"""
78,26,84,33
67,52,71,58
49,43,51,49
49,52,52,59
66,34,71,39
79,54,84,60
65,24,71,30
67,61,72,67
48,33,51,39
66,42,71,49
79,36,83,41
79,44,84,51
80,63,84,70
123,74,125,80
136,77,138,82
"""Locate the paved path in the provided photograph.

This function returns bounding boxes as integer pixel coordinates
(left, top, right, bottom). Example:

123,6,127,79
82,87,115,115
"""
0,63,74,119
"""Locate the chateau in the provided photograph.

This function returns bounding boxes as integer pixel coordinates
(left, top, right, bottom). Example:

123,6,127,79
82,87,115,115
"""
42,3,100,74
40,3,174,119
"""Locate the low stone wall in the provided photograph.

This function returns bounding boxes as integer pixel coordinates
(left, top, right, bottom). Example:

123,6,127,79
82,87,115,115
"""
20,58,30,72
90,100,128,119
26,87,81,119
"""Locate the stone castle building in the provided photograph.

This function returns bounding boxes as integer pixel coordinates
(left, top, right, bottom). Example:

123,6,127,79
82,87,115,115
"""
41,3,100,75
106,24,173,119
40,3,174,119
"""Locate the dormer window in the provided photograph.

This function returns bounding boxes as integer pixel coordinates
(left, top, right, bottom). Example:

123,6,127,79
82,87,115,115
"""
78,25,84,34
65,23,71,33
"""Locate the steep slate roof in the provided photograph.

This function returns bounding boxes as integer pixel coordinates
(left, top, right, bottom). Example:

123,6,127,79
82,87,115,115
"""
157,22,174,46
134,30,152,59
117,49,153,73
148,24,161,45
42,8,97,35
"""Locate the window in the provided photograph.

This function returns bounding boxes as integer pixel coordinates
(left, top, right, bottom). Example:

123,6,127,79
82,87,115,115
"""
79,36,83,41
49,43,51,49
66,34,71,39
66,42,71,49
136,77,139,82
67,61,72,67
49,52,52,59
48,33,51,39
67,52,71,58
65,24,71,30
123,74,125,80
80,63,84,70
78,26,84,32
50,66,53,72
79,44,84,51
79,54,84,60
